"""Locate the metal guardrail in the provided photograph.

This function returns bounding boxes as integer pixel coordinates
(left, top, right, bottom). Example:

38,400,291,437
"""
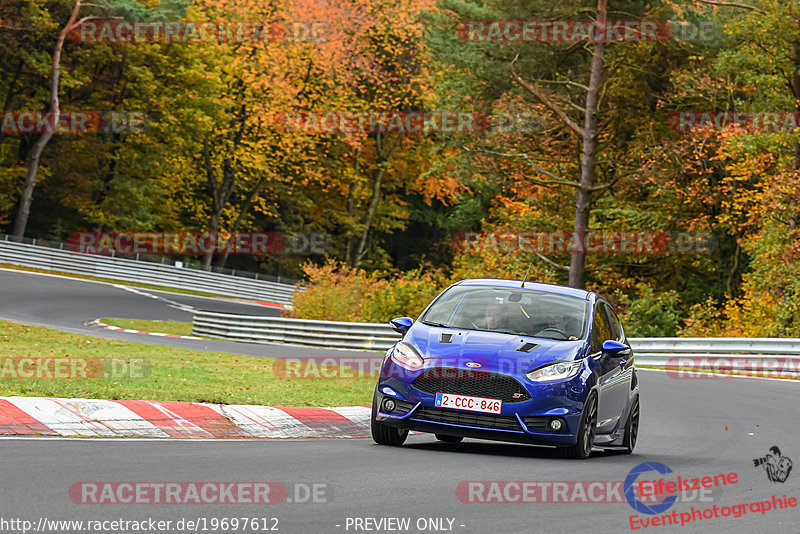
0,238,299,304
193,311,400,350
192,313,800,376
627,337,800,373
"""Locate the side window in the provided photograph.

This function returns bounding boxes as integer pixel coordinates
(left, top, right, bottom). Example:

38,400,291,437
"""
606,304,623,341
591,302,613,353
422,286,468,325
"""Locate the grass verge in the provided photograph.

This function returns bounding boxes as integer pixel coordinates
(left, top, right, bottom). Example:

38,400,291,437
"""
0,319,375,406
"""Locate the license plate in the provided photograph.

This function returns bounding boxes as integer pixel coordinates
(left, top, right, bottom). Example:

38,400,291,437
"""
434,392,502,414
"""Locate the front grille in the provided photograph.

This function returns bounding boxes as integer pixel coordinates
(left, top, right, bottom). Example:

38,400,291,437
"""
386,398,415,415
411,368,531,403
522,417,549,431
414,406,521,431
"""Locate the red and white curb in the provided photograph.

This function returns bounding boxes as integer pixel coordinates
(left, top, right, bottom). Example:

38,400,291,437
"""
86,319,203,340
0,397,370,439
254,300,287,310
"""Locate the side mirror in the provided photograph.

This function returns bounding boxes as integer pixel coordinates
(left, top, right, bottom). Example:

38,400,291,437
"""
390,317,414,335
601,340,631,358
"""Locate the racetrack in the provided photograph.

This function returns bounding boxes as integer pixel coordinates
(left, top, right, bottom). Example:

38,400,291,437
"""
2,371,799,533
0,268,375,361
0,269,798,533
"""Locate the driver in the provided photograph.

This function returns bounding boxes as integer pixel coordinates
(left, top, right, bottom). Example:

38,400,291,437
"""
548,312,569,331
547,312,578,340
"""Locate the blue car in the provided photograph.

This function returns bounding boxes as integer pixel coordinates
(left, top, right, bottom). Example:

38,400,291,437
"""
371,279,639,459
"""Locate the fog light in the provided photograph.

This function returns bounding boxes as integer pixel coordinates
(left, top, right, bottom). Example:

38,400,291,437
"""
549,418,563,432
383,398,396,412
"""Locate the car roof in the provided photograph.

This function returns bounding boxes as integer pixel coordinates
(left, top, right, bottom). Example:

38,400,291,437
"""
456,278,592,300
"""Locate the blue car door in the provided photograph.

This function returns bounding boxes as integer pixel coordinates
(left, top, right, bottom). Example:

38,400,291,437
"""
592,301,630,433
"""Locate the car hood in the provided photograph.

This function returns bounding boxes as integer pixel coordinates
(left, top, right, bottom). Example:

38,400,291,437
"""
403,324,585,375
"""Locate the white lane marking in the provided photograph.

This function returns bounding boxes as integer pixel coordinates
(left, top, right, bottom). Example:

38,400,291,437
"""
215,405,323,438
86,319,203,340
113,284,195,313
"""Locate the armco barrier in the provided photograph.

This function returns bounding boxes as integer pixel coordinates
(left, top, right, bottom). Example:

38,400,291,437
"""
192,311,401,351
0,238,298,304
191,312,800,373
627,337,800,372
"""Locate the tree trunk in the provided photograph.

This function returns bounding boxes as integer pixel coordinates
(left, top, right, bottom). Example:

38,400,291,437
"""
202,212,221,270
790,41,800,231
352,167,385,268
351,133,402,268
13,0,82,239
215,173,270,269
568,0,606,289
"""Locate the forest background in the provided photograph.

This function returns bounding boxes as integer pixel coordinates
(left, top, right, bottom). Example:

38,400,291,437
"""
2,0,798,337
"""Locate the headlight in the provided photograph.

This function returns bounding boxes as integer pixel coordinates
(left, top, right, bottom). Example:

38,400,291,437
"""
391,342,425,370
526,360,582,382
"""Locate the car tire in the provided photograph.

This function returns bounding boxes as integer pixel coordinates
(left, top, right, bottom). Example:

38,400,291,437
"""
559,392,597,460
435,434,463,443
620,396,639,454
371,389,408,446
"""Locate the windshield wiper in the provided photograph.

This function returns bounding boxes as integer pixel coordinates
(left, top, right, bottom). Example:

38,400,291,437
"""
421,320,449,328
495,330,526,336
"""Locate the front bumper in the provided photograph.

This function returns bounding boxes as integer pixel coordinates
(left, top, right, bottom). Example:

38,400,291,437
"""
375,367,592,446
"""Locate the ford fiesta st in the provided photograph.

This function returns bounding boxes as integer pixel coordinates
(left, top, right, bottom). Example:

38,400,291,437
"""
371,279,639,459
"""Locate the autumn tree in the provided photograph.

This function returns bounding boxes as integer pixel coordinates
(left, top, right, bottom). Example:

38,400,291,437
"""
425,0,681,288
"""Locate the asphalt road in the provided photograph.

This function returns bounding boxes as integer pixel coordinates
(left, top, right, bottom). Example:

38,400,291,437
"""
0,268,798,533
1,371,798,534
0,268,379,360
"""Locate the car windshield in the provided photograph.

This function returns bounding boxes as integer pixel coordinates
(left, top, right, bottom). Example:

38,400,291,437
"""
421,285,588,340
